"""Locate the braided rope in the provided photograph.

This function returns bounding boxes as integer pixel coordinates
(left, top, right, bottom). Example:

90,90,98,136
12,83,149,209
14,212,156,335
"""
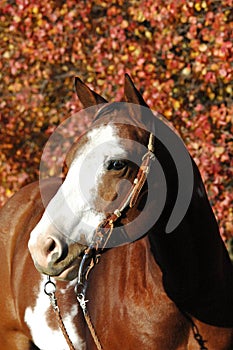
44,278,76,350
83,310,103,350
76,289,103,350
54,306,76,350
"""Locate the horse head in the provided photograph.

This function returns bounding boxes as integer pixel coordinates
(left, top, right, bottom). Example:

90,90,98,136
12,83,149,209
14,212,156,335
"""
28,74,202,285
28,75,168,280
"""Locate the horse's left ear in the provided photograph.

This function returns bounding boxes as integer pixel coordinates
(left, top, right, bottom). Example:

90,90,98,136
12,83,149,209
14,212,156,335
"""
75,77,108,108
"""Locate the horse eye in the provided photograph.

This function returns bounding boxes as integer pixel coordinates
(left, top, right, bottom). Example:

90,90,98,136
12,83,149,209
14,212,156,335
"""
107,160,126,171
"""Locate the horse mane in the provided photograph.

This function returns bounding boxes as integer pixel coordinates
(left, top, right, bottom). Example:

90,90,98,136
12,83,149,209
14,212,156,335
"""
149,141,233,327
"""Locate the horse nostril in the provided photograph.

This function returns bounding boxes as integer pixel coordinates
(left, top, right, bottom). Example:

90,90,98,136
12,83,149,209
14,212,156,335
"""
43,236,68,265
45,237,57,254
47,239,56,253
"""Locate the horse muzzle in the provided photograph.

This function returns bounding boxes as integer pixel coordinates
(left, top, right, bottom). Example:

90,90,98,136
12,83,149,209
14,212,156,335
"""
28,234,87,281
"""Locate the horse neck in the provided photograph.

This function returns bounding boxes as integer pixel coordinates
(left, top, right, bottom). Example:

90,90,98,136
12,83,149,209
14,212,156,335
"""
89,236,164,298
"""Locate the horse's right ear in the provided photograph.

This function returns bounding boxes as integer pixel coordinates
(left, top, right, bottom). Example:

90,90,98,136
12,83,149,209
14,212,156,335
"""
75,77,108,108
124,74,155,129
124,74,149,108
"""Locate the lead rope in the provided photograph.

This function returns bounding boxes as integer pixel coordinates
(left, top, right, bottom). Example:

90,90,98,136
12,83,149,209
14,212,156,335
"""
75,247,103,350
76,290,103,350
44,277,75,350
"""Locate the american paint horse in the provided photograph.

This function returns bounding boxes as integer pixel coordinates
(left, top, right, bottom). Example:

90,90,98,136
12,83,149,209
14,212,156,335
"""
0,75,233,350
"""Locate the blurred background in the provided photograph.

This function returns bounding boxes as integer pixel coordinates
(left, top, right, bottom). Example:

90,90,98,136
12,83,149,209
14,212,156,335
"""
0,0,232,253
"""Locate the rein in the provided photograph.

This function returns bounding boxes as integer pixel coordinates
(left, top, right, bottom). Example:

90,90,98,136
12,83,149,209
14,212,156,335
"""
44,277,76,350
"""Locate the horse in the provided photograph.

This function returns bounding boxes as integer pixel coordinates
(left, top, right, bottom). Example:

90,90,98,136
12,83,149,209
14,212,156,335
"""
0,74,233,350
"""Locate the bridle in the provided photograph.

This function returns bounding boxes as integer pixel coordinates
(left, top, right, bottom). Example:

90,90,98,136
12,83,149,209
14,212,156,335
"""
44,130,156,350
44,123,208,350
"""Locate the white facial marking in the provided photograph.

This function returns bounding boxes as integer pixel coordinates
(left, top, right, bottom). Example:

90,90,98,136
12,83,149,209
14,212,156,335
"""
30,124,126,245
24,276,86,350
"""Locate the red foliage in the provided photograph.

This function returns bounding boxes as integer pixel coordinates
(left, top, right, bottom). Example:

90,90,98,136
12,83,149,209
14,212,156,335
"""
0,0,232,242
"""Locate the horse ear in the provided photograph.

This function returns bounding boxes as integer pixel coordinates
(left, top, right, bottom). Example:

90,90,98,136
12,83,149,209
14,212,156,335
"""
75,77,108,108
124,74,149,108
124,74,154,129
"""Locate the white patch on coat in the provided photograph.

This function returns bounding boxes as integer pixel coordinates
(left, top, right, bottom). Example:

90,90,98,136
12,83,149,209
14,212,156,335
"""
29,124,126,246
24,276,85,350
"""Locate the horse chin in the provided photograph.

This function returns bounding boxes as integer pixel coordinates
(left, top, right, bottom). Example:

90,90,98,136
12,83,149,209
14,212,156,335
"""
34,256,81,281
53,259,81,281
